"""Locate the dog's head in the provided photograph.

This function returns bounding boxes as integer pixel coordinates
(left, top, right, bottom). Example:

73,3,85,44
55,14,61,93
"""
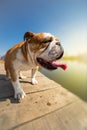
24,31,67,70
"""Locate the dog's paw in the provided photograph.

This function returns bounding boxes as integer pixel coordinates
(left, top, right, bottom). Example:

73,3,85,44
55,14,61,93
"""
14,88,26,100
31,78,38,85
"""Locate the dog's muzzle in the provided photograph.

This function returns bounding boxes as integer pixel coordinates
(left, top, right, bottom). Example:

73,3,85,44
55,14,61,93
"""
36,50,67,71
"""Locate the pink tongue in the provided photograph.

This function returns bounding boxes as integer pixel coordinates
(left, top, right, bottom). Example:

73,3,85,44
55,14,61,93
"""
52,61,67,70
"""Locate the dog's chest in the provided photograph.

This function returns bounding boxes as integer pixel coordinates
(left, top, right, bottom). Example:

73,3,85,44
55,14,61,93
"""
13,48,34,71
13,59,30,71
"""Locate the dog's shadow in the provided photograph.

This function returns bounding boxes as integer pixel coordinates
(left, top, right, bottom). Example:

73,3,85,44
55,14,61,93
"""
20,80,32,84
0,74,31,103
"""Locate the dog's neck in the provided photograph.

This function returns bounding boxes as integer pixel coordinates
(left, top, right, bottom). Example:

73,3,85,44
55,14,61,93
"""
27,44,38,66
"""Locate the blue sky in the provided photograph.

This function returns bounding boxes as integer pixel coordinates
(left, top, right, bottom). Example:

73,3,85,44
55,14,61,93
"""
0,0,87,56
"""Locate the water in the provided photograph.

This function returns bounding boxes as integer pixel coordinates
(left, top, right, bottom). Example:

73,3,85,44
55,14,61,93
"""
40,60,87,101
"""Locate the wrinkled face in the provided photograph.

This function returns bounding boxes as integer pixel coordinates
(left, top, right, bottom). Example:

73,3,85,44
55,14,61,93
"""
24,32,64,70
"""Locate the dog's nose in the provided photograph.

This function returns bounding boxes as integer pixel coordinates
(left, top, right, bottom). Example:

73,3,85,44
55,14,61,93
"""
56,42,61,46
56,42,64,52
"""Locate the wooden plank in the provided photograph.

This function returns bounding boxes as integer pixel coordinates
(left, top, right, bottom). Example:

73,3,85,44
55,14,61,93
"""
8,101,87,130
0,63,87,130
0,87,78,129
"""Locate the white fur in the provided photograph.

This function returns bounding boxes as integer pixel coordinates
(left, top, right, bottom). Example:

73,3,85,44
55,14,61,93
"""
13,49,30,71
47,40,60,52
31,78,38,85
16,49,25,61
43,33,53,38
31,68,38,85
11,80,26,99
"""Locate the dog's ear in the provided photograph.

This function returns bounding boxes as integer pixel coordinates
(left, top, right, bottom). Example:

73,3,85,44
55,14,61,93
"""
24,32,34,41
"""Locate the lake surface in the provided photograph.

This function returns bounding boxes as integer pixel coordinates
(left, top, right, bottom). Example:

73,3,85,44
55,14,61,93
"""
40,60,87,101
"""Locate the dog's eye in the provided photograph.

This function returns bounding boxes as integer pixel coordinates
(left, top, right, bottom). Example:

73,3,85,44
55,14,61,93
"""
43,39,52,44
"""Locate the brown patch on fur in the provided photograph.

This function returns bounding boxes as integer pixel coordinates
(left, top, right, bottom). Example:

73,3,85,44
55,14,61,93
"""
5,42,28,81
28,33,53,53
21,42,28,61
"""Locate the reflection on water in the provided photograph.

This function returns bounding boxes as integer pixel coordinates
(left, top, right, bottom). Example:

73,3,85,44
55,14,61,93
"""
40,60,87,101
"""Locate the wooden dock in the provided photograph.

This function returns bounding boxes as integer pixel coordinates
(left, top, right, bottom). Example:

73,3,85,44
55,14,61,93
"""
0,63,87,130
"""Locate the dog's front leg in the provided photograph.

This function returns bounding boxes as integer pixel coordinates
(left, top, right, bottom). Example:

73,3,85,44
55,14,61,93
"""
11,71,26,99
31,66,39,85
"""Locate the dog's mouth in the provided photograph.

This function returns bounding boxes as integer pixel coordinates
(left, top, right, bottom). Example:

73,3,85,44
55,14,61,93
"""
37,58,67,71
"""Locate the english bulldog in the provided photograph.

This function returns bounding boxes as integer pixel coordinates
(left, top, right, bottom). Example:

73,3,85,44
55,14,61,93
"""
5,31,67,100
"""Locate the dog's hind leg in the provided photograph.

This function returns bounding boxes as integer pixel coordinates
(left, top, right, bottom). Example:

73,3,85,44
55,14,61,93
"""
5,69,11,80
